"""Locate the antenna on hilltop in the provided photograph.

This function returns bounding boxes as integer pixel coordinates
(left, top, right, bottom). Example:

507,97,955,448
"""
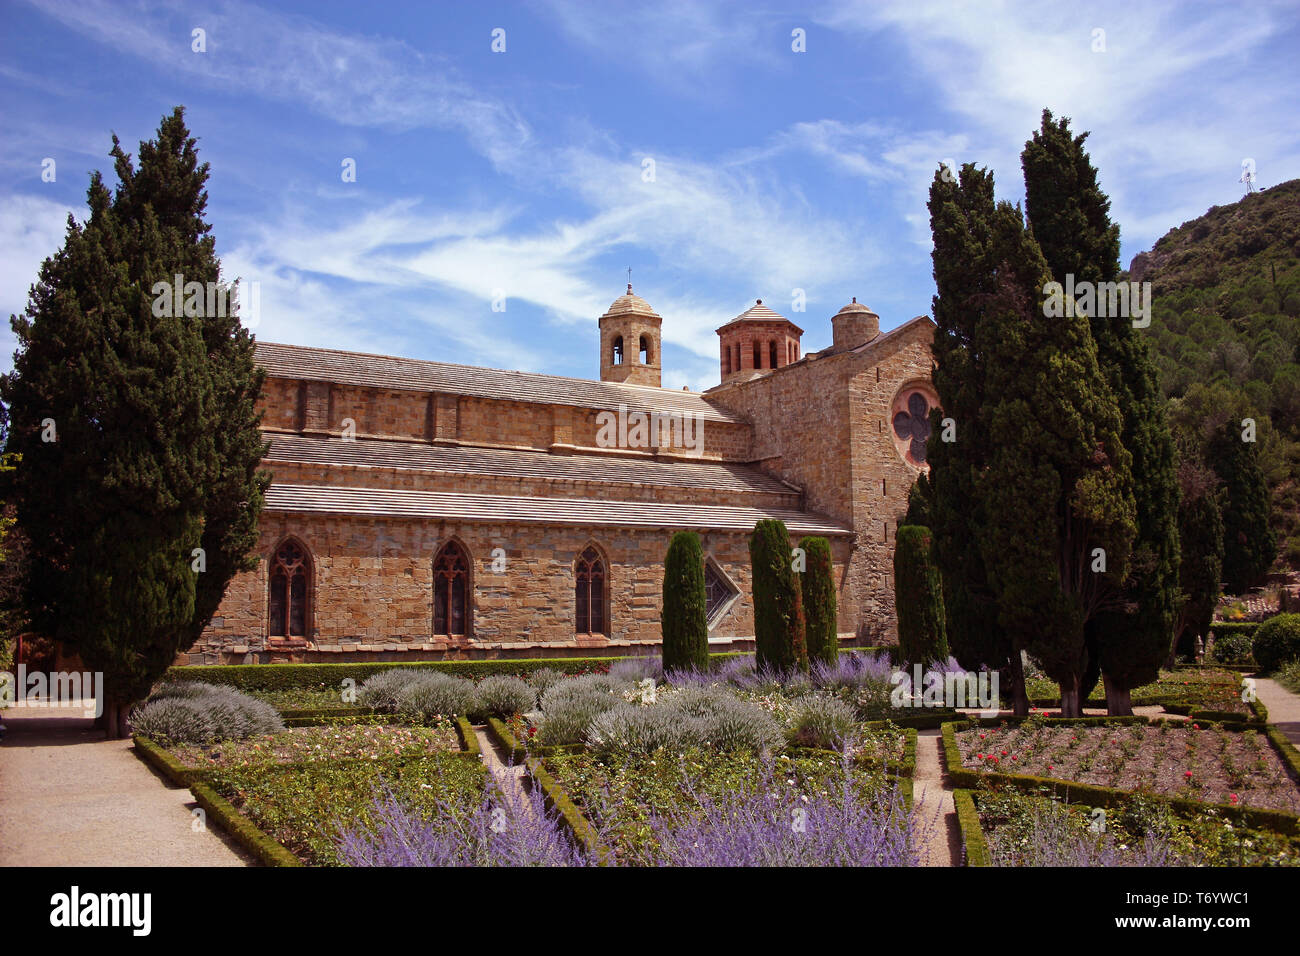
1241,158,1259,195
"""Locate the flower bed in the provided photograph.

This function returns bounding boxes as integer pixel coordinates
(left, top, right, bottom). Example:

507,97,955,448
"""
540,748,917,866
204,753,487,865
954,719,1300,812
167,721,462,770
972,789,1300,867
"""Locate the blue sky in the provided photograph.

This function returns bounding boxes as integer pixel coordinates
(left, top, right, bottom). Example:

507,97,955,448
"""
2,0,1298,390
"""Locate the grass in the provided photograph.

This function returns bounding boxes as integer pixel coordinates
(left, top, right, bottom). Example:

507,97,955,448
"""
1276,658,1300,695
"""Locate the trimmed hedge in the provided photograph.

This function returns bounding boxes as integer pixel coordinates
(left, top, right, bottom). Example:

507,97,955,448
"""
132,734,195,787
531,756,615,865
939,720,1300,836
953,789,991,867
190,780,304,867
1252,613,1300,674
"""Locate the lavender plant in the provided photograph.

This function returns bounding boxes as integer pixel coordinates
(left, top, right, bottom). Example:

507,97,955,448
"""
785,694,859,750
395,673,481,721
337,773,589,867
475,675,536,718
130,682,283,744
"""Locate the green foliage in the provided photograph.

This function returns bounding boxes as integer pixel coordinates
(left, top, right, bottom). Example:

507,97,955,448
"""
1023,109,1177,702
799,536,838,666
749,519,807,672
893,525,948,666
1207,420,1277,593
1252,613,1300,673
1142,179,1300,566
1174,463,1224,656
661,531,709,674
1208,631,1256,666
0,107,267,730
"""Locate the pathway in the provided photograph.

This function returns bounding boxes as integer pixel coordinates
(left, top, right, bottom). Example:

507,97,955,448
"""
1253,676,1300,746
911,729,961,866
473,724,535,818
0,701,251,866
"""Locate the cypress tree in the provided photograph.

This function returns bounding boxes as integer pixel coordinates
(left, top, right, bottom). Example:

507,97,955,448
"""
925,163,1024,712
0,107,266,735
893,525,948,667
799,536,838,666
975,199,1137,718
1022,109,1181,715
1208,420,1276,593
661,531,709,673
1172,462,1224,663
749,519,807,673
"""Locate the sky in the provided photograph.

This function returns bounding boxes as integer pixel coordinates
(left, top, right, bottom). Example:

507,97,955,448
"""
1,0,1297,390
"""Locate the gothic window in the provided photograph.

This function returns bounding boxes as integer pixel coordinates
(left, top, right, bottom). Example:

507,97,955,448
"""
890,386,939,468
612,335,624,365
268,538,311,638
433,541,470,637
575,546,607,635
703,557,740,627
769,340,778,368
639,335,652,364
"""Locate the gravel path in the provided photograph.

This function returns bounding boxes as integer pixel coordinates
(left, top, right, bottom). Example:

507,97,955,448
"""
0,701,251,866
1253,677,1300,746
911,730,960,866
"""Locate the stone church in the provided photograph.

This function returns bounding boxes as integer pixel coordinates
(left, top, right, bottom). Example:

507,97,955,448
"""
186,288,937,663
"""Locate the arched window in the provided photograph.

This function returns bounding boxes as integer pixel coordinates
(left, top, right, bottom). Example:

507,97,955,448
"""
268,538,311,638
639,335,652,364
769,340,778,368
733,344,740,371
433,541,470,637
752,341,762,369
722,345,731,376
575,546,607,636
611,335,624,365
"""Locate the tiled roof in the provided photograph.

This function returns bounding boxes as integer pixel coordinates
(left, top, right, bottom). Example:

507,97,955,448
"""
254,342,744,424
263,483,852,535
715,300,805,334
264,434,794,497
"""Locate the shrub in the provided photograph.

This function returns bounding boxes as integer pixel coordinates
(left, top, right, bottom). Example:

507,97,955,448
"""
475,675,535,719
812,652,896,720
527,667,565,695
129,682,283,745
357,669,420,712
537,676,625,746
699,696,782,753
1208,631,1256,665
661,531,710,674
786,694,858,750
800,536,839,667
893,525,948,666
750,519,807,673
394,673,481,721
607,655,664,684
1252,613,1300,673
586,704,699,758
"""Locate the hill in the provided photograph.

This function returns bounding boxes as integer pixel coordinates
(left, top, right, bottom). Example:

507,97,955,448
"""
1129,177,1300,572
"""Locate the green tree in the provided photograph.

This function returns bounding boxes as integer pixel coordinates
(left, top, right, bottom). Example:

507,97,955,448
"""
799,536,838,666
1023,109,1181,715
975,197,1137,719
924,163,1026,712
661,531,709,673
0,107,266,736
893,526,948,666
749,519,807,673
1172,462,1224,663
1207,420,1277,593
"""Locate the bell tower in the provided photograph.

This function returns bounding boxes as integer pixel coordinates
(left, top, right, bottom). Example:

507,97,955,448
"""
599,284,662,387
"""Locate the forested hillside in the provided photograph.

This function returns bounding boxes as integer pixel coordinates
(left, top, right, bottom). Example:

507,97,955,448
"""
1131,178,1300,571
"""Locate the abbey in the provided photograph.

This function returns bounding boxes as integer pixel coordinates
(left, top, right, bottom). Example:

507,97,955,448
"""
187,288,937,663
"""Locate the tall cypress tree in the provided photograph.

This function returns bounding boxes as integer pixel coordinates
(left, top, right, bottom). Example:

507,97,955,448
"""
661,531,709,673
1,107,266,735
799,536,838,666
893,525,948,667
1022,109,1181,715
1208,420,1276,593
1172,462,1223,663
749,519,807,673
924,164,1027,711
975,199,1137,718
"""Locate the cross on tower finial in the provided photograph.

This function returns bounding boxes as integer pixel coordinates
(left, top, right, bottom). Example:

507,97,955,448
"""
627,266,633,293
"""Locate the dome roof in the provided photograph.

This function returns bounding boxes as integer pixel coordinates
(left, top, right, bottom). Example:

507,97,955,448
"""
601,284,661,319
835,297,878,317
